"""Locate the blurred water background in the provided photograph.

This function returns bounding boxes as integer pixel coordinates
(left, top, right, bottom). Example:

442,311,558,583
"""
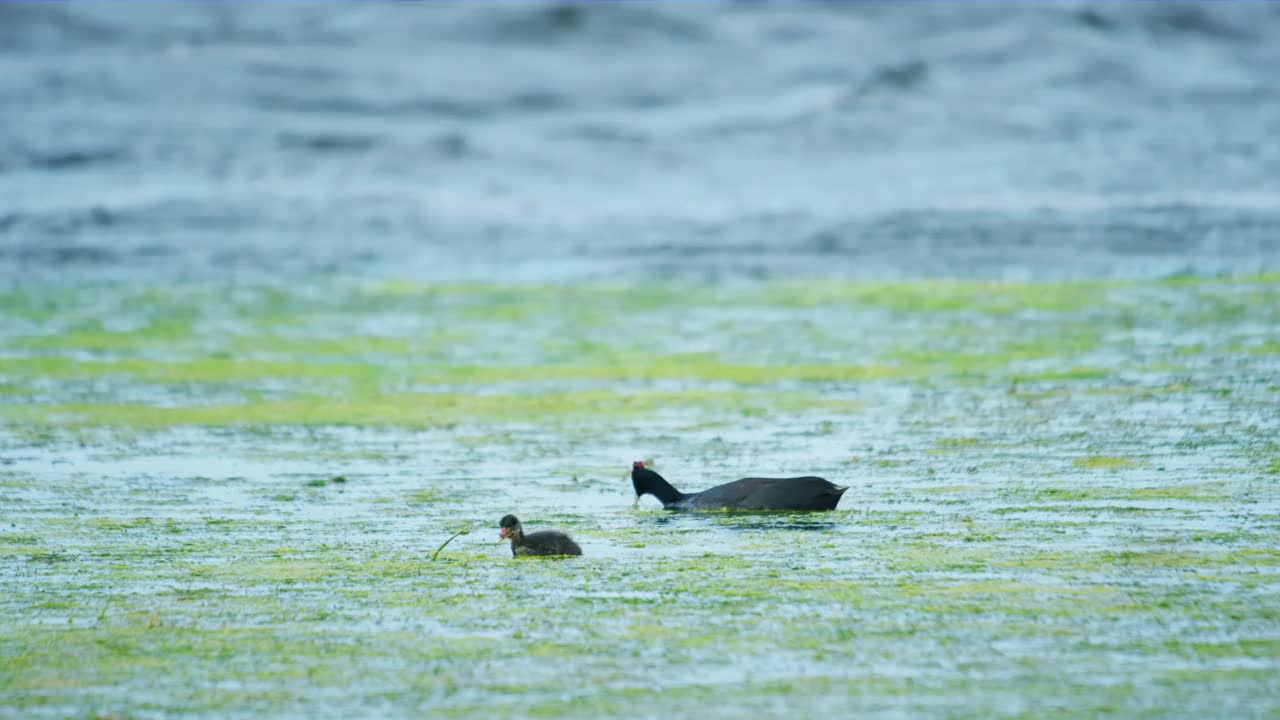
3,0,1279,284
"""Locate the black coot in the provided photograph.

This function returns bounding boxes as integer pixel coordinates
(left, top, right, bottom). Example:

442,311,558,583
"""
630,461,847,511
498,515,582,557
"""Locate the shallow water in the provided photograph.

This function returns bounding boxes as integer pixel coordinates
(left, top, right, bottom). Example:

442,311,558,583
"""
2,276,1279,718
3,2,1280,718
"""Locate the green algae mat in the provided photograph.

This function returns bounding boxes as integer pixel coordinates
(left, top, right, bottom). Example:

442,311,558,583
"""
2,275,1278,718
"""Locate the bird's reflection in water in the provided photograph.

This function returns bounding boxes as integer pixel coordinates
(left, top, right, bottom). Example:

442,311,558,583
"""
639,511,837,532
713,514,837,532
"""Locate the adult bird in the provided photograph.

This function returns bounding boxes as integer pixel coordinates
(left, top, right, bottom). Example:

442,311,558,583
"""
630,461,847,511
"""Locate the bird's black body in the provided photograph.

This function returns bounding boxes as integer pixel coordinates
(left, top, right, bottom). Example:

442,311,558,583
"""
630,462,847,511
499,515,582,557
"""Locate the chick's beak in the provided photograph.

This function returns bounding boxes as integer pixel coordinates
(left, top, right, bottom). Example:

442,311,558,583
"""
498,527,508,543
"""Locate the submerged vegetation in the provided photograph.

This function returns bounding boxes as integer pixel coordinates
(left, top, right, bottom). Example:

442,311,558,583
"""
1,273,1278,717
2,273,1277,429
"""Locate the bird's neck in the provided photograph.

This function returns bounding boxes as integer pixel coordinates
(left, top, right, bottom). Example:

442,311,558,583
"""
645,472,685,506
